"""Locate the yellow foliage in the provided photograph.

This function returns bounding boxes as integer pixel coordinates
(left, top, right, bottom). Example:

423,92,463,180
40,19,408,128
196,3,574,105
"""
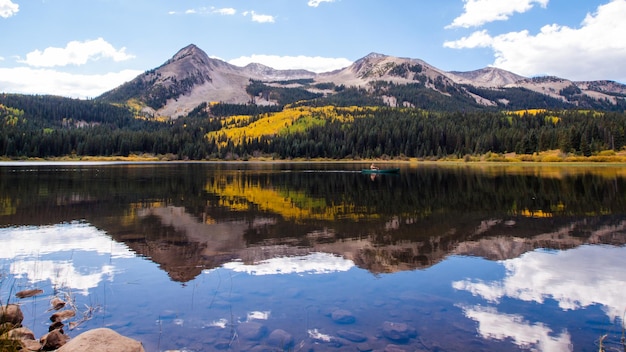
518,209,553,218
207,106,377,147
508,109,547,116
204,173,378,222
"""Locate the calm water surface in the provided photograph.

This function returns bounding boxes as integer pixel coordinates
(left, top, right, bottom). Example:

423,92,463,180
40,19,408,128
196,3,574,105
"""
1,162,625,352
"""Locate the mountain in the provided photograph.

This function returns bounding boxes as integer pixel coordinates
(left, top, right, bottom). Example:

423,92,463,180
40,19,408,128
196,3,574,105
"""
98,44,315,118
97,44,626,118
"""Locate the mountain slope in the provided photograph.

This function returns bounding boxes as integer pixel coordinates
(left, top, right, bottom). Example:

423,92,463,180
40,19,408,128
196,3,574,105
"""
98,44,315,118
97,44,626,118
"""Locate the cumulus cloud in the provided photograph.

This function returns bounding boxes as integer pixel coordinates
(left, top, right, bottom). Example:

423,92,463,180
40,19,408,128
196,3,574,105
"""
243,11,275,23
453,244,626,321
447,0,549,28
444,0,626,81
0,66,142,98
459,305,572,351
20,38,135,68
169,7,236,16
308,0,335,7
229,54,352,73
0,0,19,18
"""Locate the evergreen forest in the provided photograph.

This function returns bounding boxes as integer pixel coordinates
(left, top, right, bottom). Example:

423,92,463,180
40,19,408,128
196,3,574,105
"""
1,92,625,161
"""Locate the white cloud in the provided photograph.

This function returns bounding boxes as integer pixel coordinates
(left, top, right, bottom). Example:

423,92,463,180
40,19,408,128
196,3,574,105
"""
460,305,572,351
444,0,626,81
170,7,236,16
20,38,135,68
214,7,236,16
229,54,352,73
453,244,626,321
222,252,354,275
0,223,135,295
447,0,549,28
0,0,19,18
308,0,335,7
0,66,142,98
243,11,275,23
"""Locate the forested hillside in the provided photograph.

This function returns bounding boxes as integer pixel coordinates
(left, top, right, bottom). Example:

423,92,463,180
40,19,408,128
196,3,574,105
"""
1,93,625,161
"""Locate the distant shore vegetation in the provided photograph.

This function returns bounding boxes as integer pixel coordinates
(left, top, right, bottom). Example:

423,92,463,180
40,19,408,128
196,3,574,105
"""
1,93,626,162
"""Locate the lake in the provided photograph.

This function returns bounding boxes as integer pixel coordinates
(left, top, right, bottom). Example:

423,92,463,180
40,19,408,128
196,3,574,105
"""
1,162,625,352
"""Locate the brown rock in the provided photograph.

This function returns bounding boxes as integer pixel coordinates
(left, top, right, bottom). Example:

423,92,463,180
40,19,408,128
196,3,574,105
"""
4,327,42,351
49,320,64,332
51,297,66,310
15,289,44,299
0,304,24,325
41,329,69,350
22,338,43,351
381,321,417,342
50,309,75,322
6,326,35,340
57,328,145,352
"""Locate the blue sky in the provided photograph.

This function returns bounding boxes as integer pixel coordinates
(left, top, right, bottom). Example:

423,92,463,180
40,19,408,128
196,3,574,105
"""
1,0,624,98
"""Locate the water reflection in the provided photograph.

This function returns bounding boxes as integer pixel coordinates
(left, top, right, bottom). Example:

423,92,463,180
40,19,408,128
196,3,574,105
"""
454,245,626,320
1,162,625,351
458,305,573,352
0,222,133,294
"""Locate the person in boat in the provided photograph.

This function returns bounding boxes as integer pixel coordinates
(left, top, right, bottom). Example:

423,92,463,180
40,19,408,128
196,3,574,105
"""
370,163,379,170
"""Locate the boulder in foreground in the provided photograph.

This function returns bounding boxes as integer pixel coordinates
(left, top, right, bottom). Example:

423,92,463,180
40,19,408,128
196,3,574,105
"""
57,328,144,352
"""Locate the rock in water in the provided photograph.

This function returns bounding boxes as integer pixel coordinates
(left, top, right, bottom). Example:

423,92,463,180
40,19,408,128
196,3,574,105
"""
381,321,417,342
237,321,267,340
40,329,69,350
267,329,294,349
331,309,356,324
0,304,24,325
15,289,44,299
57,328,145,352
50,310,75,322
51,297,66,310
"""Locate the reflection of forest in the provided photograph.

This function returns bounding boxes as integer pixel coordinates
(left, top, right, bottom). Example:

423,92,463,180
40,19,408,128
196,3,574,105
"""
1,163,626,281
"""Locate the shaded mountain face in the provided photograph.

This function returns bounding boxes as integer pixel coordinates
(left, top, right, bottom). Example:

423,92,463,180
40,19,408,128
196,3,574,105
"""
97,44,626,118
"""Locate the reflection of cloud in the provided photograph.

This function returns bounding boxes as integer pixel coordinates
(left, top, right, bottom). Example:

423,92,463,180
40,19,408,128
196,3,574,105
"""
460,305,572,351
222,252,353,275
453,245,626,320
0,222,135,259
0,222,135,295
247,311,270,321
10,260,114,295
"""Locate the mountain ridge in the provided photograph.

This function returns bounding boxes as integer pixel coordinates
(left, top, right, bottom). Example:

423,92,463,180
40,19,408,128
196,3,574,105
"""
97,44,626,118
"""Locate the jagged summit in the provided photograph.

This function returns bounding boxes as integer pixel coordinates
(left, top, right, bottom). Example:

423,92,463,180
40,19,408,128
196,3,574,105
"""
170,44,204,62
97,44,626,119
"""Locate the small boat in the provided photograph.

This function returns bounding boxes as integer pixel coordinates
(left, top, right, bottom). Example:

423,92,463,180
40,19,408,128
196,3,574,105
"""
361,168,400,174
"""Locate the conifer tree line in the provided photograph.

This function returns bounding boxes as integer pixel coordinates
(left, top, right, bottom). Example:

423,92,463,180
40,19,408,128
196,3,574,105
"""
1,93,625,160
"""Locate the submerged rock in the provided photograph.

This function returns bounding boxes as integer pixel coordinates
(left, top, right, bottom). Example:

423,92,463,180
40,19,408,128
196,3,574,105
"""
337,329,368,342
381,321,417,342
237,321,267,340
50,297,66,310
15,289,44,299
57,328,144,352
267,329,294,349
331,309,356,324
50,309,75,323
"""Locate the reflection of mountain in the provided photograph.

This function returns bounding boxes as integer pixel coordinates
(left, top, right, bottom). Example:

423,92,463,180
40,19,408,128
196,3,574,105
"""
2,164,626,281
103,201,626,281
